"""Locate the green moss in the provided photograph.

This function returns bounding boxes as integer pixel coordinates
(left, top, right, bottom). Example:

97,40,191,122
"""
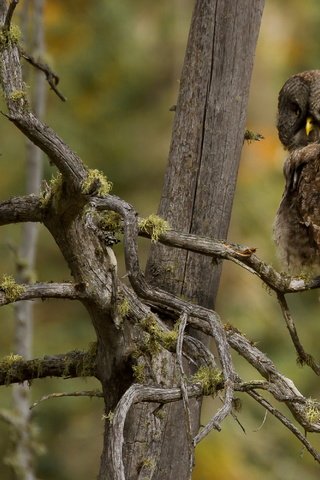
3,353,23,364
8,89,27,102
138,214,170,242
154,408,166,420
244,129,264,143
117,298,130,318
140,315,178,353
39,172,63,207
81,169,113,196
305,399,320,424
141,457,155,469
192,366,224,396
1,354,24,385
0,24,21,46
77,342,97,377
63,343,97,378
0,275,25,302
132,363,146,383
8,24,21,43
97,210,122,231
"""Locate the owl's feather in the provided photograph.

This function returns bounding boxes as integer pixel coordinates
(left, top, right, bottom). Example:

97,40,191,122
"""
274,144,320,273
274,70,320,273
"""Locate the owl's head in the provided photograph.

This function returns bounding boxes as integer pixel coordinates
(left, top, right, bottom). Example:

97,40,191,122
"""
277,70,320,150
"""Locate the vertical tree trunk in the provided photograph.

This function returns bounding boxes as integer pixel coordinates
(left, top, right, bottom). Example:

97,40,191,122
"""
146,0,264,307
101,1,265,479
140,1,264,478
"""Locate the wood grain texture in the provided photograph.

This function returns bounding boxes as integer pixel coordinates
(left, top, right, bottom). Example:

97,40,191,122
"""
146,0,265,308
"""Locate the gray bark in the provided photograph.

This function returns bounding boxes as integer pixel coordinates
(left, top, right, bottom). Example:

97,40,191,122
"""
0,1,266,479
146,0,265,307
125,1,265,478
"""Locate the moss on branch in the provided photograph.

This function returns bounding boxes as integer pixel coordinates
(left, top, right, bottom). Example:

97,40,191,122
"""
81,169,113,196
192,366,224,396
0,275,25,302
139,214,170,242
0,24,21,46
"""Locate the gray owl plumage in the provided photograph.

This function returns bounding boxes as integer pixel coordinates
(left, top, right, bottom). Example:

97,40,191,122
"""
273,70,320,273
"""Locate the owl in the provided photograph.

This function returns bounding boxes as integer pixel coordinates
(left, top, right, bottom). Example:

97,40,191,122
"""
273,70,320,274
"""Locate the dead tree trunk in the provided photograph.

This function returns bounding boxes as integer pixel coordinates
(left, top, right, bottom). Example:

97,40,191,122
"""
122,1,265,478
146,0,265,306
2,1,320,478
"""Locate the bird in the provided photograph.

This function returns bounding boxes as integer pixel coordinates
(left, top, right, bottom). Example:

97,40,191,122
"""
273,70,320,274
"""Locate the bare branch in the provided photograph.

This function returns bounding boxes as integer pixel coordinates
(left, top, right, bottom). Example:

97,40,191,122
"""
0,194,44,226
140,228,320,295
109,384,203,480
277,293,320,374
30,389,103,410
0,282,87,306
193,310,234,445
109,210,320,295
21,49,66,102
176,312,193,477
91,195,236,449
7,113,88,189
227,327,320,433
4,0,19,31
248,390,320,464
0,10,88,190
0,349,97,386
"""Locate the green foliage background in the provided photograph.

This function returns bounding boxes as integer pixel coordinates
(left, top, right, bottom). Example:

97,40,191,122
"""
1,0,320,478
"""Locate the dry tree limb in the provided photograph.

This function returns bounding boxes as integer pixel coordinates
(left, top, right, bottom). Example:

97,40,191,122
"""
92,196,236,445
0,194,44,225
193,309,235,445
0,14,87,188
0,0,319,469
30,390,103,410
0,349,97,386
139,227,320,295
109,384,203,480
227,327,320,433
176,311,193,477
0,282,87,306
20,50,66,102
277,293,320,374
3,0,18,31
248,390,320,464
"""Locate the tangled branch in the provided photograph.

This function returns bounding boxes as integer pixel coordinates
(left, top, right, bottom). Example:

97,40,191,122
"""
0,0,320,474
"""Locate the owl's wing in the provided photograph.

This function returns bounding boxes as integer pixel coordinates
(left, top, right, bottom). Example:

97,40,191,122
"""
293,144,320,246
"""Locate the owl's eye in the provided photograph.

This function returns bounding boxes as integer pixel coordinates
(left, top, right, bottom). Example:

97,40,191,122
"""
291,102,301,116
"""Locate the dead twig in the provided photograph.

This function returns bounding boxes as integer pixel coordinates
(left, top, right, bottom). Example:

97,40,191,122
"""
30,390,103,409
248,390,320,464
4,0,19,31
277,293,320,375
21,50,66,102
176,311,193,477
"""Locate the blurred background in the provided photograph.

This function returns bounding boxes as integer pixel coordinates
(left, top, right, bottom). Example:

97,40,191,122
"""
1,0,320,478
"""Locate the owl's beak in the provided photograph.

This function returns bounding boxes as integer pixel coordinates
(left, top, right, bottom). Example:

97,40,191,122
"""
306,116,315,136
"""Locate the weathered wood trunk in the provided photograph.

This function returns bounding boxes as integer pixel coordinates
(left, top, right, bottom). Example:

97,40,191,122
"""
119,1,265,479
0,1,265,479
146,0,265,306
